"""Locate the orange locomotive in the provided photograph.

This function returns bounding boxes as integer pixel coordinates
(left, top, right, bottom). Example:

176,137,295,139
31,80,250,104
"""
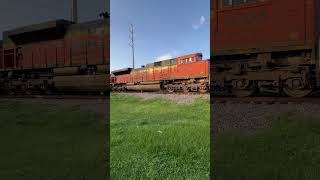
111,53,209,93
0,14,110,94
211,0,320,97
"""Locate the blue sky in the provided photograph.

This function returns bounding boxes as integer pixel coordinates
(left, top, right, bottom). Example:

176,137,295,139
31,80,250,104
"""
0,0,209,71
111,0,210,71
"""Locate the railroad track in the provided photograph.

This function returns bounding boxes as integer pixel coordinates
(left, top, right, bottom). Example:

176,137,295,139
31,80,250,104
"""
112,91,209,96
6,92,319,104
212,97,320,105
0,94,109,100
113,91,320,105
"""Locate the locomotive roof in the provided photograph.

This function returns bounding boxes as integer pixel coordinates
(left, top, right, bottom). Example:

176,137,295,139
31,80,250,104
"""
68,19,107,31
3,19,72,45
4,19,72,37
111,68,132,75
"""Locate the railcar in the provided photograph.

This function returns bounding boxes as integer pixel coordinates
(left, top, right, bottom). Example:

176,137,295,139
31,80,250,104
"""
111,53,210,93
211,0,320,97
0,14,109,95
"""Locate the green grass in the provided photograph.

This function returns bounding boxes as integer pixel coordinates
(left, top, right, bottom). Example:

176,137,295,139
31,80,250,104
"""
0,100,107,180
111,94,210,180
7,94,318,179
214,113,320,180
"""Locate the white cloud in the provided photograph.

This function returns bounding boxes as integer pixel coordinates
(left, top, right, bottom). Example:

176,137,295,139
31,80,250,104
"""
192,15,207,30
192,24,200,30
172,50,178,56
155,53,174,62
200,16,206,25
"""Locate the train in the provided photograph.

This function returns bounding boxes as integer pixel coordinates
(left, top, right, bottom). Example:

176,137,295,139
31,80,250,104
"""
111,53,210,93
211,0,320,97
0,8,109,95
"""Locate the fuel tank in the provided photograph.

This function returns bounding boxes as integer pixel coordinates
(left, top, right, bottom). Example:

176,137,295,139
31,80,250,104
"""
53,74,109,92
126,81,160,91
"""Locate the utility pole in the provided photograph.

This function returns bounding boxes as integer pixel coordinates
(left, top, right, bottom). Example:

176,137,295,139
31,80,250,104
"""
129,24,135,69
100,0,110,18
71,0,78,23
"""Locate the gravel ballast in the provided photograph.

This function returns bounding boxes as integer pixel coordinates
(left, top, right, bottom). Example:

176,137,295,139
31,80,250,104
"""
212,102,320,134
115,92,209,104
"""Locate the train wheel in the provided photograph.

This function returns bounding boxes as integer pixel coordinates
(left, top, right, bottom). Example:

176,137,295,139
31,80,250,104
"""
199,89,208,93
283,88,312,97
167,89,174,93
283,78,313,97
8,91,15,96
232,89,254,97
283,85,312,98
167,86,174,93
25,89,33,95
183,86,189,93
232,79,254,97
45,90,53,95
199,85,208,93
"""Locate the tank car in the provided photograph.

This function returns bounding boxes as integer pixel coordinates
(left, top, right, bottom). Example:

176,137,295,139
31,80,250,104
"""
0,14,109,95
111,53,210,93
211,0,319,97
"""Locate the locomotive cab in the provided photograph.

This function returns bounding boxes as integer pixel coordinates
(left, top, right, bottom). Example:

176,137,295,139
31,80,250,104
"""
177,53,203,65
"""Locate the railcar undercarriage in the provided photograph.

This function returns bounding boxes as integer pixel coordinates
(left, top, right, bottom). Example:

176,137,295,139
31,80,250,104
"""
0,65,109,95
162,78,209,93
211,51,316,97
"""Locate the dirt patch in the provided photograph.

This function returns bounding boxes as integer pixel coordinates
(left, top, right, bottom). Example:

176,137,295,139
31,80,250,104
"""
115,92,209,104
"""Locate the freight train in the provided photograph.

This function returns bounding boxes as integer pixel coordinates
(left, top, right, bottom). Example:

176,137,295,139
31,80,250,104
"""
0,11,109,95
211,0,320,97
111,53,209,93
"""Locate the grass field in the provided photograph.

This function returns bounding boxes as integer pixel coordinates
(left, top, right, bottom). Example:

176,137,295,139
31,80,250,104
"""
4,95,318,180
214,113,320,180
0,100,107,180
111,94,210,179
